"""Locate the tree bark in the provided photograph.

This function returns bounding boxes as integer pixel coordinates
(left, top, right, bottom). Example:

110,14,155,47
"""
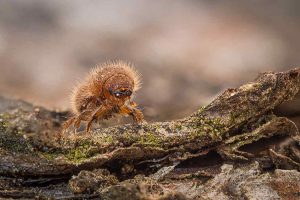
0,68,299,199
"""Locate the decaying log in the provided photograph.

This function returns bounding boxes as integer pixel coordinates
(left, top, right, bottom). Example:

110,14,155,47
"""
0,68,300,199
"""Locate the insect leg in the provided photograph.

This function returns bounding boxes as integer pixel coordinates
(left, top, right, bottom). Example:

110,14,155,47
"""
62,116,77,133
73,110,93,129
120,102,145,123
86,104,113,133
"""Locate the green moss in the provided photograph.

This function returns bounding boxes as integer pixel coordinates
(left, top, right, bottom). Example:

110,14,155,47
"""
187,115,225,141
66,148,90,162
0,112,18,123
0,113,12,130
65,139,99,163
137,132,162,147
122,132,138,145
0,136,31,153
197,106,206,114
41,151,62,160
27,137,99,163
100,135,114,144
228,110,252,127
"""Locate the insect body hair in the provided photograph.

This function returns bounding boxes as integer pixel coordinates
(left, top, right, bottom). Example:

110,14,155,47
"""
70,61,141,114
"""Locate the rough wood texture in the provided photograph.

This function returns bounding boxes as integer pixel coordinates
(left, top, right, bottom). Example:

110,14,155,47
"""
0,68,299,199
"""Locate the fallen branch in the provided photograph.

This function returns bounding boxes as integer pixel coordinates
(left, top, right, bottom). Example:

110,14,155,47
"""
0,68,299,179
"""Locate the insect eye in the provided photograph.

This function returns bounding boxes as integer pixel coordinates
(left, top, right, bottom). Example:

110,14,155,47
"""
112,89,132,98
113,91,123,98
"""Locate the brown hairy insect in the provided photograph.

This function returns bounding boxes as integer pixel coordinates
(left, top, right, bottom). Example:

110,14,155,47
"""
62,61,145,133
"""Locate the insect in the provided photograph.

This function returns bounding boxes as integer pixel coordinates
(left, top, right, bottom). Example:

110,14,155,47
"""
62,61,145,133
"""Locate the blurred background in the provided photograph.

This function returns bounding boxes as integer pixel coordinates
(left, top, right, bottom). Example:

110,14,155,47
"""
0,0,300,122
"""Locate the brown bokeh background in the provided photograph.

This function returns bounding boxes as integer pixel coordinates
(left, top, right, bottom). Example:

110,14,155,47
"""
1,1,300,122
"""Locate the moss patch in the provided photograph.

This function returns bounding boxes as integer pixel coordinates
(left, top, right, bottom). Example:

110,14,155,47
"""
64,139,99,163
137,132,163,147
